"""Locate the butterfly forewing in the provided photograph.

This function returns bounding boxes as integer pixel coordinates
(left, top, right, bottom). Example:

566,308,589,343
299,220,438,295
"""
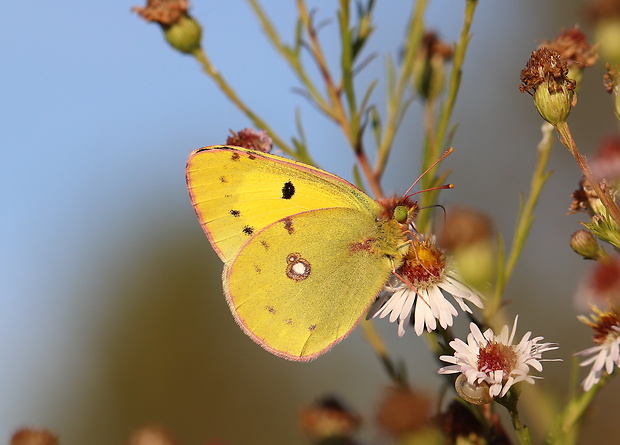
186,146,379,263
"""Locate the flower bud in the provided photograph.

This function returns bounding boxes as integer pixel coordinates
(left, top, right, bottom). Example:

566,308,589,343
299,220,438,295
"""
570,229,600,259
133,1,202,54
412,32,453,101
163,14,202,54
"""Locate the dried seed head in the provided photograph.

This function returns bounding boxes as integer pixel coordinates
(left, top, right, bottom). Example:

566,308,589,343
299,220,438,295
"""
226,128,273,153
520,47,576,125
133,0,202,54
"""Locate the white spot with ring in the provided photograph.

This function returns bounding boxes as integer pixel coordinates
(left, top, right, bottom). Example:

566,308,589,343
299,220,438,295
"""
285,253,311,281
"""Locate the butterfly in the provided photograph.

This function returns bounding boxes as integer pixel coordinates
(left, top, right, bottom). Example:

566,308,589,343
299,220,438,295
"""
186,145,423,361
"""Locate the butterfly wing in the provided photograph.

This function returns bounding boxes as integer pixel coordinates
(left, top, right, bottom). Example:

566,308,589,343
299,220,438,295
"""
186,146,378,262
224,207,398,361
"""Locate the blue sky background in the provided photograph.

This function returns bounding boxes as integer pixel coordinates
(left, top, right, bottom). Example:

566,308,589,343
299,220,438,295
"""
2,1,619,443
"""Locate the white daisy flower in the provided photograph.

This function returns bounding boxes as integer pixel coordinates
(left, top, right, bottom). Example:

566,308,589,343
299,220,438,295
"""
438,316,559,400
368,237,483,336
574,307,620,391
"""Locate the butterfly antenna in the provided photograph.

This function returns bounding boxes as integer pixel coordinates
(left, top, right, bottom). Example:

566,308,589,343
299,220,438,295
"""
403,147,454,197
419,203,447,227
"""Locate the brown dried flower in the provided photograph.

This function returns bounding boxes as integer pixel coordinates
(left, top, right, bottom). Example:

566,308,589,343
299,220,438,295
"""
133,0,201,54
413,31,453,100
299,396,361,440
10,428,58,445
129,426,177,445
439,206,493,251
520,48,576,95
132,0,189,26
226,128,273,153
520,47,576,125
376,385,431,437
568,177,599,215
586,0,620,23
540,27,598,69
604,64,618,93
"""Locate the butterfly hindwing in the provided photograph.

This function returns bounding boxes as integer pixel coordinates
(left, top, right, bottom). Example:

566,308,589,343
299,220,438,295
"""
224,207,397,361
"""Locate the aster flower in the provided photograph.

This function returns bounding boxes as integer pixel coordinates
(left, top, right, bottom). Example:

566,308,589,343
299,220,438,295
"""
438,317,559,400
575,306,620,391
368,237,483,336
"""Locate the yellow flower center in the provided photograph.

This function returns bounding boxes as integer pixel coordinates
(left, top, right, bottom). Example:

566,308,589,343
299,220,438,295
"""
400,239,446,288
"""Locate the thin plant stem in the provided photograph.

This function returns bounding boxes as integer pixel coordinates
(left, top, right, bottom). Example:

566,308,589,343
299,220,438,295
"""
433,0,477,153
360,319,403,384
245,0,331,115
416,0,477,231
375,0,428,179
490,122,554,317
545,377,604,445
498,389,533,445
191,47,315,164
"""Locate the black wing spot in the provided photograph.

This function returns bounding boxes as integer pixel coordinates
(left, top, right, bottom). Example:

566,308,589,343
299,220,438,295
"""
242,226,254,236
308,324,316,331
266,306,276,314
219,176,228,183
230,209,241,217
282,181,295,199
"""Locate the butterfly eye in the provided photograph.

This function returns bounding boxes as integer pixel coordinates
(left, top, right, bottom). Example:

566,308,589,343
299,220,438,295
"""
393,205,409,223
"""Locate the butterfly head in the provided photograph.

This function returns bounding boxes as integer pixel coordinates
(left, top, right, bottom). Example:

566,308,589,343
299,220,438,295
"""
377,196,420,227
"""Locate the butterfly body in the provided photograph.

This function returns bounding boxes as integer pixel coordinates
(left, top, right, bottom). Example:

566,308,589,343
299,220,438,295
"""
186,145,413,361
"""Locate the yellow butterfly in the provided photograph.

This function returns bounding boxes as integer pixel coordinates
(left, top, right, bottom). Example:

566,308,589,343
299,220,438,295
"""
186,145,420,361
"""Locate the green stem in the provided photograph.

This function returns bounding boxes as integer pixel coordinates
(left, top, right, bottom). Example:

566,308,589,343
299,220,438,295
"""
191,48,315,164
545,379,603,444
245,0,331,115
416,0,477,231
490,123,554,317
432,0,477,154
498,389,533,445
375,0,427,179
